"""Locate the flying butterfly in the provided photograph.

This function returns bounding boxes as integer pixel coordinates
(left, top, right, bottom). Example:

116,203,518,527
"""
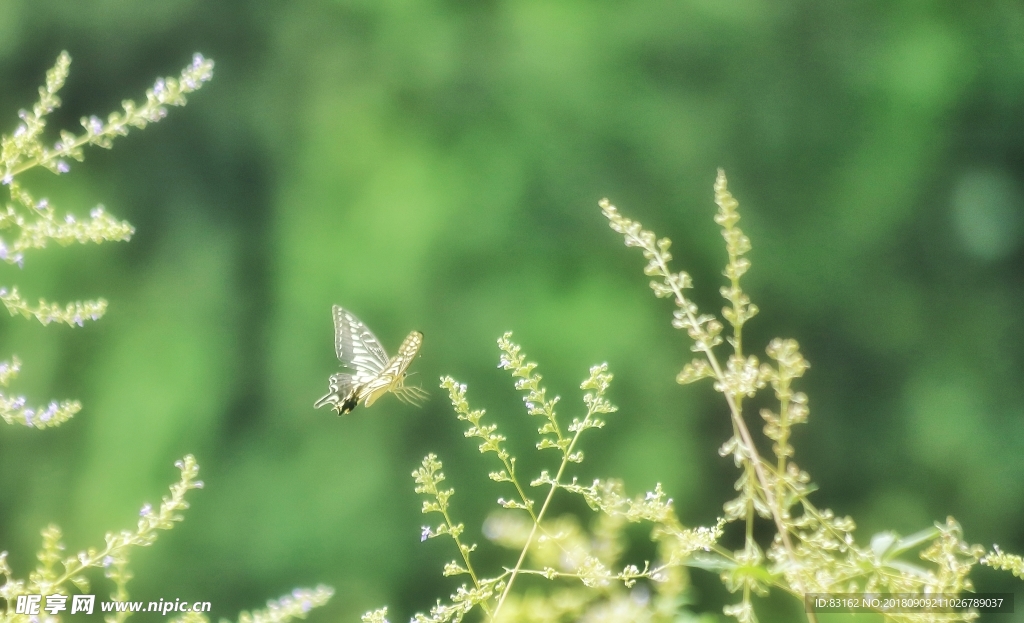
314,305,427,415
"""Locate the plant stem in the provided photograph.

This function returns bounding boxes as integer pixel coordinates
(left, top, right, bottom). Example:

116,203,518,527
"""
491,410,594,619
439,505,493,618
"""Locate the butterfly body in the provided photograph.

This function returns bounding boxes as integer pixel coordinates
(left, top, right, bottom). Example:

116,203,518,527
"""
315,306,426,415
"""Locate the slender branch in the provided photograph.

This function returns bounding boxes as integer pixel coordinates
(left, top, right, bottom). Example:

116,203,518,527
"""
646,230,796,557
490,404,597,619
438,505,493,618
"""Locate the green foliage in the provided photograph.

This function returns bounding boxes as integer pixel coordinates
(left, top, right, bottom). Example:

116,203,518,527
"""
0,53,332,623
399,344,703,622
0,51,213,430
0,456,202,623
1,5,1022,621
366,172,1024,622
980,547,1024,581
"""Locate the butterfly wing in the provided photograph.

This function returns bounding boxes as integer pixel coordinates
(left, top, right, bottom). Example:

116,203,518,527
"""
359,331,424,407
315,307,391,414
332,306,390,383
314,373,360,414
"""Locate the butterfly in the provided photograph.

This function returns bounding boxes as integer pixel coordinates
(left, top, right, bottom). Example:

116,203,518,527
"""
314,305,427,415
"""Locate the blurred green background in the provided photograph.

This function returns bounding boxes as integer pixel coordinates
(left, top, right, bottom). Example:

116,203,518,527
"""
1,1,1023,621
